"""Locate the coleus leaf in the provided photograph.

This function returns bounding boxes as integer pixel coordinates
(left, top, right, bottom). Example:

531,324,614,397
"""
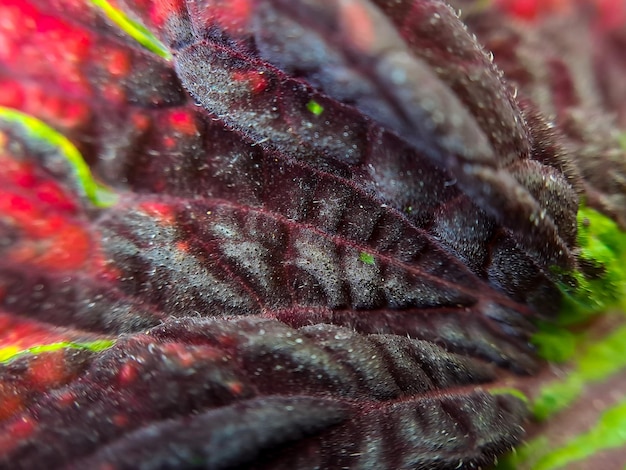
0,0,624,468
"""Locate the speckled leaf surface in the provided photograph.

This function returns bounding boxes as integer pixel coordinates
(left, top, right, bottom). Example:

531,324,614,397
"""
0,0,624,469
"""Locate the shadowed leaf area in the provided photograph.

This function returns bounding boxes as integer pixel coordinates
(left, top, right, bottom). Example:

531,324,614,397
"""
0,0,624,468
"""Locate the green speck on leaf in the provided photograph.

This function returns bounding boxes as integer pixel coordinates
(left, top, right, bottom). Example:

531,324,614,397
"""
0,339,116,363
90,0,171,59
358,252,375,265
0,107,118,207
306,100,324,116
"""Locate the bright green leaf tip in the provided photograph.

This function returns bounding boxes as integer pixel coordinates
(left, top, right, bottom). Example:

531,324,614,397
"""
533,323,626,421
503,399,626,470
0,107,118,208
488,387,529,405
90,0,171,60
506,206,626,468
531,324,577,363
533,399,626,470
534,206,626,363
0,339,115,363
561,206,626,322
531,206,626,421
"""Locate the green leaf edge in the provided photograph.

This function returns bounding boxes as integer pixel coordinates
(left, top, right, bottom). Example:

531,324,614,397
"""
533,205,626,363
0,339,116,363
561,206,626,321
533,322,626,421
533,399,626,470
89,0,172,60
0,106,118,208
497,398,626,470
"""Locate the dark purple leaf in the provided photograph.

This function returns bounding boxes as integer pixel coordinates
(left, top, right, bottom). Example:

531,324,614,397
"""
0,0,609,468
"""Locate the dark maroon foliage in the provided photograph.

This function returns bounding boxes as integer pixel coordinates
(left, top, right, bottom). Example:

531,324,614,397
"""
0,0,596,468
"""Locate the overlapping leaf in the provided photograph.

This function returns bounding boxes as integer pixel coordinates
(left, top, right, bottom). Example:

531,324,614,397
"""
452,0,626,229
